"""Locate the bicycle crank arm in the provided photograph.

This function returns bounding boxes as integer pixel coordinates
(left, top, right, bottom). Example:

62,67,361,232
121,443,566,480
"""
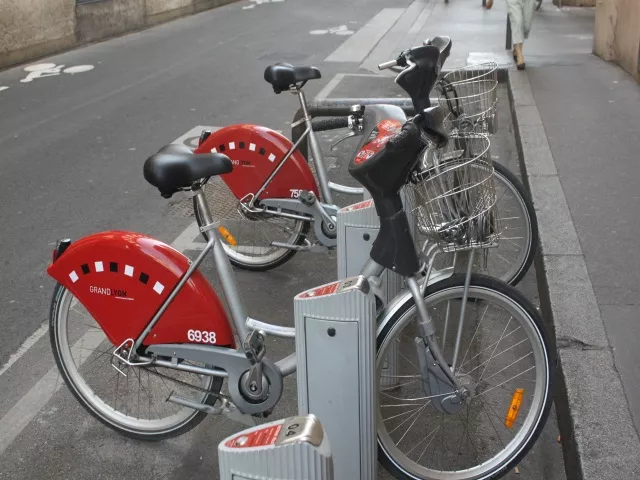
271,240,329,253
167,394,257,427
147,343,284,415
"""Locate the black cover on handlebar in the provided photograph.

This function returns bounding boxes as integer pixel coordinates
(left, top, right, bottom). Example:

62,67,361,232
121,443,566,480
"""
348,119,425,276
428,36,452,70
395,45,441,114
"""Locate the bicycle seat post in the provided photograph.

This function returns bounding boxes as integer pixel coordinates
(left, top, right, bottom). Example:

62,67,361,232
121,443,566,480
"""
292,86,311,122
291,84,334,204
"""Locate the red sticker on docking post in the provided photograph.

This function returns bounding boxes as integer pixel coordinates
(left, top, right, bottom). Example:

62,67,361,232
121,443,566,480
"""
341,199,374,212
225,423,283,448
298,280,341,298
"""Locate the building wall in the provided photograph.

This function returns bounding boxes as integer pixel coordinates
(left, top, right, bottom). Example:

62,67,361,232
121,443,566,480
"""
76,0,146,43
594,0,640,82
0,0,238,70
0,0,76,68
146,0,192,17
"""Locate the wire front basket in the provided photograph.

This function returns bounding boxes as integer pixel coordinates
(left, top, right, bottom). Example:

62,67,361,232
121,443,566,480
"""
409,133,499,253
436,62,498,135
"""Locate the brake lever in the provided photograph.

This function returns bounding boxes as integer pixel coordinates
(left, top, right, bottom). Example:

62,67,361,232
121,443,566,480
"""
330,132,359,151
330,114,363,151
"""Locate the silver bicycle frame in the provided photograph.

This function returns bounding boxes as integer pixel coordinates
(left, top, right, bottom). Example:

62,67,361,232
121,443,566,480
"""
252,87,364,207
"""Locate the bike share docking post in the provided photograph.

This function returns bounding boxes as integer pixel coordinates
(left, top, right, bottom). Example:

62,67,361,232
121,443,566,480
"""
294,276,377,479
336,188,416,388
218,414,333,480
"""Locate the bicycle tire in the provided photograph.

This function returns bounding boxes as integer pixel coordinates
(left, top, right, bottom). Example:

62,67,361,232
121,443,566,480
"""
417,159,537,286
193,192,310,271
49,284,224,440
491,161,538,286
376,274,556,480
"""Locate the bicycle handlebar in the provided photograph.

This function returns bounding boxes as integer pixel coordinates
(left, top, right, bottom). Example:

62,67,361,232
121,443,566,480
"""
311,116,349,132
378,59,399,71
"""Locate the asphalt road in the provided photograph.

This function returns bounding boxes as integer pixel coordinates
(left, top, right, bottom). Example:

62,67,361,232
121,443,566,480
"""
0,0,564,478
0,0,415,365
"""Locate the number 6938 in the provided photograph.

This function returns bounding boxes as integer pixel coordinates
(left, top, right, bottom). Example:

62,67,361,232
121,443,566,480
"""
187,329,217,344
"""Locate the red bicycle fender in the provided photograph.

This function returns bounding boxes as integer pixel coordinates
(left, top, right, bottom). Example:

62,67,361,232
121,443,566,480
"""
195,124,319,200
47,231,235,348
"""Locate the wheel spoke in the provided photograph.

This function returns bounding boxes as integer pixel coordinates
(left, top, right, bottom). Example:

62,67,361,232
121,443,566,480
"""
479,318,513,381
476,367,536,397
466,338,530,375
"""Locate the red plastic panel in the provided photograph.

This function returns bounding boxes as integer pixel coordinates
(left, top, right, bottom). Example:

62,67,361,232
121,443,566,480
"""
47,231,235,348
195,124,319,200
354,119,404,165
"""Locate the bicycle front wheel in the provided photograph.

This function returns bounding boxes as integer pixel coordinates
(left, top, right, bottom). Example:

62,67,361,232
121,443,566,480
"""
426,161,537,286
376,274,555,480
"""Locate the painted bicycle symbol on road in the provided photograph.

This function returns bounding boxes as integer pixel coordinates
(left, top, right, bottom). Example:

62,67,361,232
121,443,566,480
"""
0,63,96,94
20,63,95,83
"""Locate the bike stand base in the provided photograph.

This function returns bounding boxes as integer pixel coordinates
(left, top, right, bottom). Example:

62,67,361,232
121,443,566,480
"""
295,276,377,480
219,414,333,480
336,189,416,388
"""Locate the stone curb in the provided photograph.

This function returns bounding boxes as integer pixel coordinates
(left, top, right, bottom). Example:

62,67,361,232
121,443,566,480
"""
507,68,640,480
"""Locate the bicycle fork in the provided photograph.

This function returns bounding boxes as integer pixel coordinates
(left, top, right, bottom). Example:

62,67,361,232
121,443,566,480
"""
407,250,476,410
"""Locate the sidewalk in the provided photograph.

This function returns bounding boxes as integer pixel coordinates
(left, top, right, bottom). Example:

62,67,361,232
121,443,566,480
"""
357,1,640,478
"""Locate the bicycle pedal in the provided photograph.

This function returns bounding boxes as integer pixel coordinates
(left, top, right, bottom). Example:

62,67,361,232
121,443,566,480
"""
252,409,273,419
243,330,266,364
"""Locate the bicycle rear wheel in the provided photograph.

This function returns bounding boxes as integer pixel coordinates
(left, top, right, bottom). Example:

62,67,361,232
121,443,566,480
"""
49,284,223,440
194,177,310,271
376,274,555,479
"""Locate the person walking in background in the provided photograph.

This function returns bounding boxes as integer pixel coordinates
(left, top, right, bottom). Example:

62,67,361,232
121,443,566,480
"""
485,0,536,69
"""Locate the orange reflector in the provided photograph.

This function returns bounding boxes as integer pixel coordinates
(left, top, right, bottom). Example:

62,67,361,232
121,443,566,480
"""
504,388,524,429
218,226,237,246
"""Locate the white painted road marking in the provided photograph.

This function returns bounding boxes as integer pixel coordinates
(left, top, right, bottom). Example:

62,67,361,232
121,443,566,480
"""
243,0,284,10
0,86,8,93
24,63,57,72
309,25,354,36
170,125,221,150
325,8,404,63
20,63,95,83
0,327,106,456
63,65,95,74
0,323,49,378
